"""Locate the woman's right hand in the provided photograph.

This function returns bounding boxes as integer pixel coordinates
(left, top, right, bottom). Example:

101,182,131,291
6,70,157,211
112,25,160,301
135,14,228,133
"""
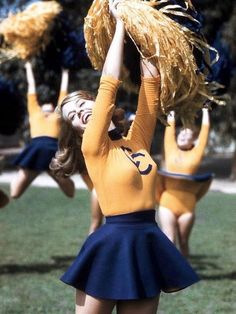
24,61,32,70
202,106,210,126
167,110,175,123
109,0,123,21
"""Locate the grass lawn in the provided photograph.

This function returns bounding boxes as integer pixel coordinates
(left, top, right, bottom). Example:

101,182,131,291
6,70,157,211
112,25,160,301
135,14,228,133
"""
0,185,235,314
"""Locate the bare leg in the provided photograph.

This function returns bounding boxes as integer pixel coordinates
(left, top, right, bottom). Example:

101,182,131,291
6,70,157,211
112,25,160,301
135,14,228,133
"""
177,212,195,258
47,171,75,198
88,188,103,235
10,168,40,199
158,206,177,245
117,296,160,314
0,189,9,208
75,290,116,314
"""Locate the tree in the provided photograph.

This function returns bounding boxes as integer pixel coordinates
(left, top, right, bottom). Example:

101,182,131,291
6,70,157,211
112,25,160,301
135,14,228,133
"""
0,0,236,179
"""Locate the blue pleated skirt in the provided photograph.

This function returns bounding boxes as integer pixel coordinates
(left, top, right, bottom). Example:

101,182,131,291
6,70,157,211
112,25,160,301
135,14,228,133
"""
61,210,200,300
13,136,58,171
158,170,214,182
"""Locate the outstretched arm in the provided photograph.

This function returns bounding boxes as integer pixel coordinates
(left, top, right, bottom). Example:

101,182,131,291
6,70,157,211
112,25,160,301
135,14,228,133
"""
24,61,40,116
83,0,126,155
126,57,160,150
24,61,36,94
164,110,178,154
194,107,210,155
60,68,69,93
58,68,69,105
102,0,125,79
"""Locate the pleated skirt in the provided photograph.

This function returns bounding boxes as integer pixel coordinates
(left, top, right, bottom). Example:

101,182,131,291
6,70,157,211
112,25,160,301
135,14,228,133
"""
61,210,199,300
13,136,58,171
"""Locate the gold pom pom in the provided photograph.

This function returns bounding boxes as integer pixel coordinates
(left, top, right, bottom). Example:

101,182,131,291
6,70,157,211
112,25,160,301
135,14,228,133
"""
0,1,62,61
84,0,223,125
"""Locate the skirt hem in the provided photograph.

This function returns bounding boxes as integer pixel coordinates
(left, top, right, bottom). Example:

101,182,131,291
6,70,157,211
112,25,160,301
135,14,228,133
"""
60,210,200,300
60,278,199,300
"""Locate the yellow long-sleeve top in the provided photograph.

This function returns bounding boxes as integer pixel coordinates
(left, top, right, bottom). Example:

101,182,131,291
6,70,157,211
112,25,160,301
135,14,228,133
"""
82,76,160,216
158,120,210,215
27,91,67,138
164,120,210,175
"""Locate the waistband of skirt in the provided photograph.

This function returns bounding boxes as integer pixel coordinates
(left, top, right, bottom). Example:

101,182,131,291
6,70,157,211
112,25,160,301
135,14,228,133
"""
105,210,156,224
31,136,58,143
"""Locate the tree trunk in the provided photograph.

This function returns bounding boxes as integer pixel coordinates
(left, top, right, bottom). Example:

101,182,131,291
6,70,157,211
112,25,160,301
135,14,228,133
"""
230,145,236,180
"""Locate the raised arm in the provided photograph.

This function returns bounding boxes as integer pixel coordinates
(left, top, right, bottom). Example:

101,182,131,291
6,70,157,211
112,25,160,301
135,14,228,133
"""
194,107,210,156
58,68,69,105
24,61,40,116
102,0,125,79
83,0,125,155
164,111,178,154
25,61,36,94
126,58,160,150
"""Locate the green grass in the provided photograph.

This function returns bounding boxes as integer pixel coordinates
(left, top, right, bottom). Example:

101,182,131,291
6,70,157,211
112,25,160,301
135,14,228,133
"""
158,192,236,314
0,185,235,314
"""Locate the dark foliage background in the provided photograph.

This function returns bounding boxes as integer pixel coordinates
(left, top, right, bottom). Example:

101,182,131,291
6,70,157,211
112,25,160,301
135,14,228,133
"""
0,0,235,151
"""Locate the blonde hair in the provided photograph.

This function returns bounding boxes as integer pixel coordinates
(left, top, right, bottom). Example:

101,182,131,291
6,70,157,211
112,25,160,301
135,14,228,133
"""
51,90,127,176
50,119,87,177
50,90,95,177
56,90,95,115
84,0,223,125
0,1,62,61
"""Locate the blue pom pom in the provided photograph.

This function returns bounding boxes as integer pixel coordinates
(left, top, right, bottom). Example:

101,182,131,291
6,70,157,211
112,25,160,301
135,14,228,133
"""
0,0,39,18
207,33,233,91
61,27,91,69
156,0,204,33
37,12,91,70
0,77,26,135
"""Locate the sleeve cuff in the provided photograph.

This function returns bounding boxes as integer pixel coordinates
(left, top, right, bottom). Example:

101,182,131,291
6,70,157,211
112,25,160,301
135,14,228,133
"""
100,75,122,87
141,75,161,84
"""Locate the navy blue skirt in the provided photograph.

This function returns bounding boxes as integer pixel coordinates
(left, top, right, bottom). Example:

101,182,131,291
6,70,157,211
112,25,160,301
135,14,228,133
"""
158,170,214,182
13,136,58,171
61,210,199,300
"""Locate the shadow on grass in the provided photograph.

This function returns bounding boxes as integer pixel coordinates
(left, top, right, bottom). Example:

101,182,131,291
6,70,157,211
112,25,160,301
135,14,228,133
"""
0,255,75,275
189,254,236,281
1,254,235,281
189,254,221,270
199,272,236,280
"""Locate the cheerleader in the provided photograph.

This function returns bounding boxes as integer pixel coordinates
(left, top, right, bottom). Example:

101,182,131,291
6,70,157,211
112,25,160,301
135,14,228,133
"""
11,61,75,199
50,1,199,313
157,108,212,257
